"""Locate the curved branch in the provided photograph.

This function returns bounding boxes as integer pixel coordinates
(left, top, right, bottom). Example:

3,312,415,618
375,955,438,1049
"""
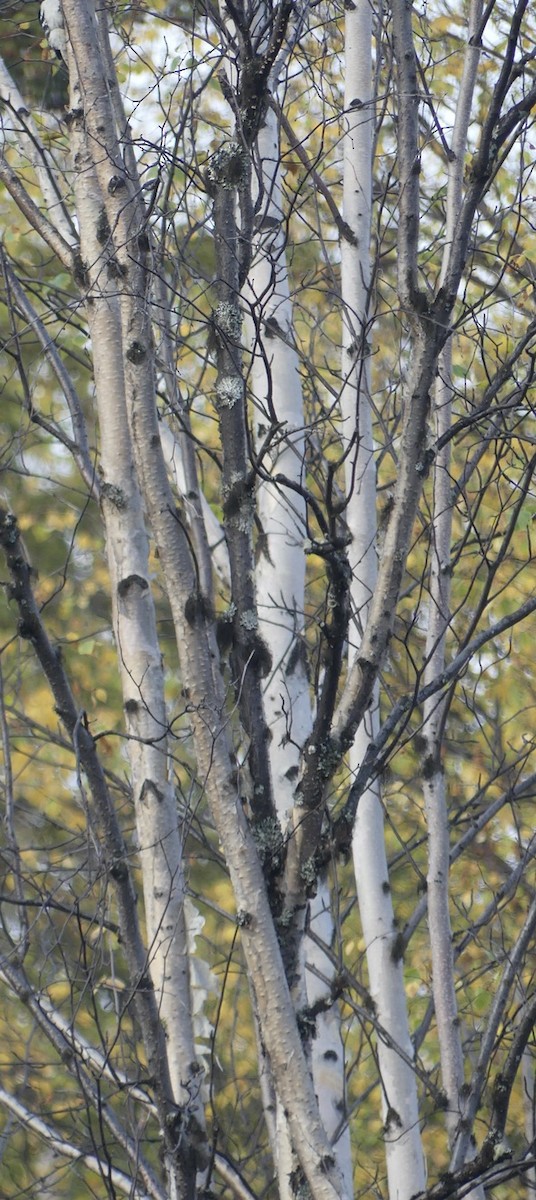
331,593,536,848
0,155,76,270
0,1086,161,1200
0,507,188,1185
488,992,536,1142
450,892,536,1170
0,253,96,493
0,958,164,1200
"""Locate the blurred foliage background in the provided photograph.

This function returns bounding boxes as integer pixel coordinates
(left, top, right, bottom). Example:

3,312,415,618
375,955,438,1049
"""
0,0,534,1196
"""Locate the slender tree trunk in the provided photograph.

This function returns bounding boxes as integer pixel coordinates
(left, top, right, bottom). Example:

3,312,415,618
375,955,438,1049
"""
63,18,205,1193
422,10,485,1194
341,4,427,1197
244,66,353,1193
244,86,313,1200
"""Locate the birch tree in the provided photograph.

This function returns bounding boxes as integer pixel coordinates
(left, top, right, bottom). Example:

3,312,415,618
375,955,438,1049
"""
0,1,535,1199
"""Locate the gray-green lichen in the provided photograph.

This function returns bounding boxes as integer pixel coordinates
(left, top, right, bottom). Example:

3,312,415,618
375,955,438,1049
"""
277,906,294,928
101,482,128,510
228,471,245,488
252,817,283,868
315,737,340,780
300,855,317,886
206,141,249,190
216,376,243,409
215,302,242,340
240,609,258,631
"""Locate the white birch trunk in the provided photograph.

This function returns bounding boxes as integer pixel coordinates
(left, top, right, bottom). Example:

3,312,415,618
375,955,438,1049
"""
62,8,350,1195
64,29,205,1163
422,11,484,1195
244,70,352,1195
244,108,311,1199
342,5,427,1197
306,884,351,1176
246,122,310,810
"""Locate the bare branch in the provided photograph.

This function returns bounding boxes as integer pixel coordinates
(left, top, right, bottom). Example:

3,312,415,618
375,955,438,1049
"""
0,1086,161,1200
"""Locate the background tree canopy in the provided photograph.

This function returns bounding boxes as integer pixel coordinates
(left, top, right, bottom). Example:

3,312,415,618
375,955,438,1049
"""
0,1,534,1198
